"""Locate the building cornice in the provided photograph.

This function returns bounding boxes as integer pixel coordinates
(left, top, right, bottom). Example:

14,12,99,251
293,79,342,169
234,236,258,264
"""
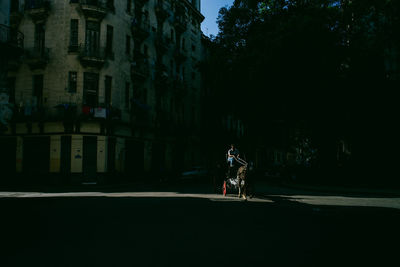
181,0,205,22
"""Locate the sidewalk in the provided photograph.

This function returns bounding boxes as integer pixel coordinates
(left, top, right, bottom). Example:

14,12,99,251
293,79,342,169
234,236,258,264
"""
256,180,400,197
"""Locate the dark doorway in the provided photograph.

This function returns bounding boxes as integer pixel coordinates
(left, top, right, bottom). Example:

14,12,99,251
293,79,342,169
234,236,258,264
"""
105,75,112,107
0,137,16,181
83,72,99,107
107,137,116,173
23,136,50,177
151,142,165,173
125,140,144,179
60,136,71,177
83,136,97,182
33,75,43,108
7,77,16,104
173,143,184,174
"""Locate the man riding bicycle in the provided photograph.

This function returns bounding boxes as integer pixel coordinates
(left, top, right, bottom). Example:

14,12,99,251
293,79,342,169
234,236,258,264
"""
226,144,247,178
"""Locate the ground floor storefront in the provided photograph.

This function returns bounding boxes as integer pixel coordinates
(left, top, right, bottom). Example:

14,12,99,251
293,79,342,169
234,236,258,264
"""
0,122,203,185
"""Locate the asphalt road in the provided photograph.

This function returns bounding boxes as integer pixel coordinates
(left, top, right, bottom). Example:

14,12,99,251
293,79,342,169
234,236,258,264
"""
1,182,399,267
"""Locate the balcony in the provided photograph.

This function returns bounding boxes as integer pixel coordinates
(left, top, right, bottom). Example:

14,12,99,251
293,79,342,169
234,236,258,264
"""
172,77,187,99
174,48,187,64
131,20,150,44
155,0,170,22
0,24,24,58
155,63,169,84
155,35,171,55
173,4,187,35
10,5,24,28
131,99,152,130
25,47,50,69
134,0,149,10
24,0,50,23
154,112,173,135
132,111,153,130
131,53,150,81
6,58,23,71
79,0,108,21
78,44,106,68
155,66,170,96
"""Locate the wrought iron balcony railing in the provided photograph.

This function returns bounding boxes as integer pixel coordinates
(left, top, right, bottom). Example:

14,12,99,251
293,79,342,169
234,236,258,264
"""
131,20,150,43
24,0,50,22
25,47,50,69
131,56,150,80
155,35,171,55
155,0,170,22
134,0,150,9
174,14,188,34
10,2,24,27
174,48,187,64
24,0,50,10
79,0,108,21
78,44,106,68
0,24,24,50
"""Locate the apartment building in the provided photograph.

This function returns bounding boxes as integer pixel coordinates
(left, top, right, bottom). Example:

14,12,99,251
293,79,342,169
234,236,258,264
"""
0,0,204,183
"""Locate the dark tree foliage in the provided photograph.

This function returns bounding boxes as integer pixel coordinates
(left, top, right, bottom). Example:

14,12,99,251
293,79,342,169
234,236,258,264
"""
205,0,400,184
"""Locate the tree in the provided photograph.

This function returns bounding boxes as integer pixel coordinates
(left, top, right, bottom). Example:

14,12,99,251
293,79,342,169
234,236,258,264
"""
204,0,400,184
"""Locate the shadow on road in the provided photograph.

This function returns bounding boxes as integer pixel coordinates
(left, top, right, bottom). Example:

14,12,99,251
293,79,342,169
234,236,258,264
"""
1,189,400,266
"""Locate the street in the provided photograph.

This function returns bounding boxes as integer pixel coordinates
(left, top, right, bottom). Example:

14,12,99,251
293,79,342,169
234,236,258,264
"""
1,181,399,267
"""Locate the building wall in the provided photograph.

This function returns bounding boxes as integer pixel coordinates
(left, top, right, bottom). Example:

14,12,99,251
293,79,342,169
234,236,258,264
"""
0,0,10,25
2,0,205,182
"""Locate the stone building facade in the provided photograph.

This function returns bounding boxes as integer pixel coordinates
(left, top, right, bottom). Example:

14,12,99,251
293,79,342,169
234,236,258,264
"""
0,0,204,183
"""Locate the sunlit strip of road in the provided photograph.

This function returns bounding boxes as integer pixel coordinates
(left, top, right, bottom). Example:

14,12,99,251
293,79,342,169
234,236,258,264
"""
0,191,272,203
1,191,399,209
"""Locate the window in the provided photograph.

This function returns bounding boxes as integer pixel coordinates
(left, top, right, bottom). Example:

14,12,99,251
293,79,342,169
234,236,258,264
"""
125,82,130,108
126,0,131,13
83,72,99,107
143,88,147,103
33,75,43,108
126,36,131,54
34,23,45,52
170,29,174,42
69,19,79,52
105,76,112,107
191,44,196,52
85,21,100,55
7,77,16,104
106,25,114,58
68,72,77,93
170,60,174,76
144,45,148,56
11,0,20,13
182,38,185,50
107,0,115,12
